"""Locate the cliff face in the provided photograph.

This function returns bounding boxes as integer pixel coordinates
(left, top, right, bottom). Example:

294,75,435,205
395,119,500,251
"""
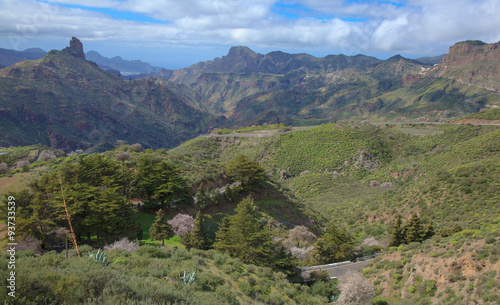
438,40,500,91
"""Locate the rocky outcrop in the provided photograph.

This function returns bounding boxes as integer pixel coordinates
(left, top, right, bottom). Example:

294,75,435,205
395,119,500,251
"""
63,37,85,59
438,40,500,91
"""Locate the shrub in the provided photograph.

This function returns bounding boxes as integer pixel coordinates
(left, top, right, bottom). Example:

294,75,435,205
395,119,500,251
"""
103,238,139,252
370,180,380,187
380,182,393,188
426,280,437,296
372,297,389,305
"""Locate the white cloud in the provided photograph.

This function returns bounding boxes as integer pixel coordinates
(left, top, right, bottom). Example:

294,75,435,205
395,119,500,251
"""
1,0,499,58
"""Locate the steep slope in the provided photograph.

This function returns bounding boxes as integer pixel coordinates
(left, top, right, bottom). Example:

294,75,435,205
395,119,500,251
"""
157,47,382,115
227,41,500,125
0,38,220,152
437,40,500,91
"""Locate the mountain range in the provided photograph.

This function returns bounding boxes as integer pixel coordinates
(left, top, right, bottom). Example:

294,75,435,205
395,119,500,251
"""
0,47,164,76
0,38,220,152
0,37,498,151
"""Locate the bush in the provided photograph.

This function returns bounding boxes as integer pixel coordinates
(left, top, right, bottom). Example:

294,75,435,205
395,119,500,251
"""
136,245,167,258
103,238,139,252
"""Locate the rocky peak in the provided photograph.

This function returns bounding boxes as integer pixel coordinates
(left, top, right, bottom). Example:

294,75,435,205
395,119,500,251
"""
63,37,85,59
226,46,258,59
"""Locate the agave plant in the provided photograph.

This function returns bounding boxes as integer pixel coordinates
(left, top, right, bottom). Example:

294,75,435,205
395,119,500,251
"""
179,271,196,285
88,249,109,266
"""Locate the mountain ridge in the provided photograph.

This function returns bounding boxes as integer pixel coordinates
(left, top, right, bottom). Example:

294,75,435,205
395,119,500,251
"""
0,38,221,152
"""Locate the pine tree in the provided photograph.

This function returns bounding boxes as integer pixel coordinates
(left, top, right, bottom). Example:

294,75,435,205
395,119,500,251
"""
224,184,239,203
405,213,424,243
388,215,404,248
213,216,231,253
224,154,266,190
209,189,221,206
213,196,276,267
149,209,174,246
185,211,212,250
196,184,209,209
312,224,354,264
423,220,435,240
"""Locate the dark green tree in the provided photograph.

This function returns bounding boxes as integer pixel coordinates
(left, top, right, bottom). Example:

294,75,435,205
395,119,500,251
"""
196,184,210,210
182,211,212,250
405,213,424,243
149,210,174,246
423,219,435,240
387,215,404,248
209,189,221,206
224,154,266,189
137,226,143,241
312,224,355,264
213,196,283,268
134,158,190,206
224,184,240,203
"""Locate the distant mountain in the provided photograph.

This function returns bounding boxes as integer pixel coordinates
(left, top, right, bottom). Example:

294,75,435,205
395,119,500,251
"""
0,37,221,152
156,41,499,125
85,50,164,76
438,40,500,91
157,47,383,115
0,46,164,77
0,47,47,67
415,54,447,65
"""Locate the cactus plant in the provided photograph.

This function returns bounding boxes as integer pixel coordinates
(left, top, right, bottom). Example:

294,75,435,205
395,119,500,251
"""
88,249,109,266
179,271,196,285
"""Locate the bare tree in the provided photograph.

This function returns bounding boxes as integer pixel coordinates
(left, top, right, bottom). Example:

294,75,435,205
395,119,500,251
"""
290,246,315,261
16,236,42,252
370,180,380,187
337,271,375,305
167,213,194,237
37,150,57,162
288,225,317,247
17,160,29,171
115,151,132,162
0,162,8,174
129,143,143,152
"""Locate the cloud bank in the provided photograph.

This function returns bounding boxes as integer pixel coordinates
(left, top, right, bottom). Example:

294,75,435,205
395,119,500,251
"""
1,0,499,61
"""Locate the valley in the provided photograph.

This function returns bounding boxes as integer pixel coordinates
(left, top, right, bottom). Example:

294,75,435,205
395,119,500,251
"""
0,38,499,305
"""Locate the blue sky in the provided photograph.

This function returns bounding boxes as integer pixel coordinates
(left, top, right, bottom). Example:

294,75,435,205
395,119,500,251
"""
0,0,499,69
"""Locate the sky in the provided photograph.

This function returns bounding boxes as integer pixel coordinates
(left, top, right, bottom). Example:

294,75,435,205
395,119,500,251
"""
0,0,499,69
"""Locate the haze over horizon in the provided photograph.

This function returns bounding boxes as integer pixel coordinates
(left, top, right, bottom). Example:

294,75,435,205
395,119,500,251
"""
0,0,499,69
